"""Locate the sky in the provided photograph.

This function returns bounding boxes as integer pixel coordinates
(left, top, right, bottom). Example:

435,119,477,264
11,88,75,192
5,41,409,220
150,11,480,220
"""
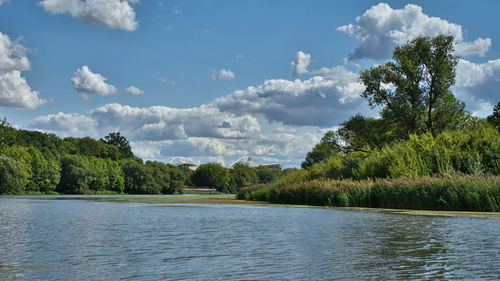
0,0,499,167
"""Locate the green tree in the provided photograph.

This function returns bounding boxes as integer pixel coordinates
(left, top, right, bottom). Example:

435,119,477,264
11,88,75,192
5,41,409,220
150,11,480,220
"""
255,165,280,184
337,114,400,152
0,155,28,194
122,159,159,194
487,101,500,131
101,132,134,159
360,35,463,137
191,163,233,193
231,163,259,187
58,155,92,194
302,130,341,169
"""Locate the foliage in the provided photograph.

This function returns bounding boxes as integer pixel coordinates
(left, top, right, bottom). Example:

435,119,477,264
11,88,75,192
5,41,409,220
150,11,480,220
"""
301,130,341,168
238,175,500,212
191,163,235,193
337,114,399,152
0,155,28,194
231,163,259,187
487,101,500,131
101,132,134,159
360,35,466,137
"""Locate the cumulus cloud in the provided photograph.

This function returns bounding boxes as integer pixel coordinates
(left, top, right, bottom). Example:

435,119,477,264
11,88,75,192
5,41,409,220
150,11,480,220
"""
0,33,30,72
29,103,261,140
132,127,321,166
70,65,117,99
212,69,235,80
212,66,366,127
291,51,311,76
0,32,46,110
39,0,139,31
29,112,98,137
454,59,500,115
339,3,492,60
125,85,144,95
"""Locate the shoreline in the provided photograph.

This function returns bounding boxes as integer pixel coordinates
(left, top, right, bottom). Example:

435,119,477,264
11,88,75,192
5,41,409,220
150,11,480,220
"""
8,194,500,219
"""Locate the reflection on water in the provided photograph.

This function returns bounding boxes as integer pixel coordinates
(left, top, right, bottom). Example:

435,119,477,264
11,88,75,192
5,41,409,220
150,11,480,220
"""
0,197,499,280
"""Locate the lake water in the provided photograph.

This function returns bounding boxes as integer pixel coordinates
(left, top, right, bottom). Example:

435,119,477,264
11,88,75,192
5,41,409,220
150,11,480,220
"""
0,196,499,280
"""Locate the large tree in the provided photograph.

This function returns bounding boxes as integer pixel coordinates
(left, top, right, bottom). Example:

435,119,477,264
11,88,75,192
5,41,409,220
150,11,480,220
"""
360,35,464,137
101,132,134,159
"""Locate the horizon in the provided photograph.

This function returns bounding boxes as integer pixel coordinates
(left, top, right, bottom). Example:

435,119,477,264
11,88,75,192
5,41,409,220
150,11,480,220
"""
1,0,499,167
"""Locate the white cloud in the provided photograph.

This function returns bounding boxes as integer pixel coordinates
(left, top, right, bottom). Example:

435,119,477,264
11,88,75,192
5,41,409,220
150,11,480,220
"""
0,0,9,5
212,68,235,80
29,103,261,140
454,59,500,115
0,33,30,72
70,65,117,99
454,38,491,57
336,24,354,35
125,85,144,95
29,112,98,137
0,71,47,110
339,3,491,60
131,127,321,167
39,0,139,31
212,65,366,127
291,51,311,76
0,32,46,110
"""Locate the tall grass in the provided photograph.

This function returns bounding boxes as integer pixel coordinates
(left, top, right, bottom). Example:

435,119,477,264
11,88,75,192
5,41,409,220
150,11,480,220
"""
237,174,500,211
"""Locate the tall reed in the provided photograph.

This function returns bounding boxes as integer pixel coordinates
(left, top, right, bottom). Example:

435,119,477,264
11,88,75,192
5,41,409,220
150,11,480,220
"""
237,174,500,211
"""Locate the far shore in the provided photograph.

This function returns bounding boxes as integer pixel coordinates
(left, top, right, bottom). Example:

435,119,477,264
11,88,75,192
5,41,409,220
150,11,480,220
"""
15,194,500,219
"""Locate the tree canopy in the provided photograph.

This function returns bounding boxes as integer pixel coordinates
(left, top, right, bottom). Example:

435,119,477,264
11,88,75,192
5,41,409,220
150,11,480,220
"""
359,34,467,137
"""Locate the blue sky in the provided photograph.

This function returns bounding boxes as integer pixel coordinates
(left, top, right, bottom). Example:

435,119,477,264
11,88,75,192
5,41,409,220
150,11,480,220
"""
0,0,499,167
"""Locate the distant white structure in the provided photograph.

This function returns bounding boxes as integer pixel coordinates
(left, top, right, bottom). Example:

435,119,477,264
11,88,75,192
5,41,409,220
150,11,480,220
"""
169,156,281,171
228,156,281,170
169,156,200,170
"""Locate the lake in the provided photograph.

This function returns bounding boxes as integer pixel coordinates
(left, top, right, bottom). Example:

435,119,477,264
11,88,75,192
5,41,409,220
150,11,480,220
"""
0,195,499,280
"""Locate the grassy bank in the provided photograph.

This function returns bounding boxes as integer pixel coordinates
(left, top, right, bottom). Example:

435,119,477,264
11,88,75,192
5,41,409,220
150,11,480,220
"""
237,175,500,212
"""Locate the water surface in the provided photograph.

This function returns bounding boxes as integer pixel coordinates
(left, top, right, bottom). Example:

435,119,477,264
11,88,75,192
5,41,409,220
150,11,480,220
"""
0,196,499,280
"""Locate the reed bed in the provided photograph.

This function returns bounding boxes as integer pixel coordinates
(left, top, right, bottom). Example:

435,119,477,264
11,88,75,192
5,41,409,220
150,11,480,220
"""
237,174,500,211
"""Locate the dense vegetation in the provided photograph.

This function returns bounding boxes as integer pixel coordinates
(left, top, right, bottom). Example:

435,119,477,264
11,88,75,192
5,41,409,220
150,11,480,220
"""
0,120,190,194
0,117,283,194
238,35,500,212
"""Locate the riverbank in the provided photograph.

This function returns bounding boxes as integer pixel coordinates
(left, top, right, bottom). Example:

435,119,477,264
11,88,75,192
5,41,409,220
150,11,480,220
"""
237,174,500,212
11,194,498,219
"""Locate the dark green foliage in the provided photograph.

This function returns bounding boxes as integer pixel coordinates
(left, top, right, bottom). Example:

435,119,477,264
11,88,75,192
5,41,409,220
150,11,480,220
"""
338,114,399,152
231,163,259,187
255,165,280,184
487,101,500,131
360,35,467,137
191,163,234,193
238,175,500,212
302,130,341,168
0,155,28,194
58,155,92,194
122,159,158,194
101,132,134,159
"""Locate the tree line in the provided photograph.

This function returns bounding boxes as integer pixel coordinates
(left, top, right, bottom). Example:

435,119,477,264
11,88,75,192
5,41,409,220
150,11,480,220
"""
0,119,284,194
